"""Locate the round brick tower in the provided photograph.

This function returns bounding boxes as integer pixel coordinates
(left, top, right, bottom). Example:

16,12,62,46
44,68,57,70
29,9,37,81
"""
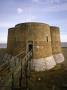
14,22,56,71
7,22,64,71
50,26,64,64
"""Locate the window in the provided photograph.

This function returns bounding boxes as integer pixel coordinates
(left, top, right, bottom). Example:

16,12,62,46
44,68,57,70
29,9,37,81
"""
46,36,48,42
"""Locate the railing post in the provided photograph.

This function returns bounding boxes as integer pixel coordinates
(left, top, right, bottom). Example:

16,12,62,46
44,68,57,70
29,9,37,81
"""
19,58,22,89
25,50,32,90
10,57,15,90
26,56,29,90
0,49,32,90
11,72,14,90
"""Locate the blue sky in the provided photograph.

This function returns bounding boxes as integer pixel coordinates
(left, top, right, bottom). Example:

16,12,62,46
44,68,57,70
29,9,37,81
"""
0,0,67,43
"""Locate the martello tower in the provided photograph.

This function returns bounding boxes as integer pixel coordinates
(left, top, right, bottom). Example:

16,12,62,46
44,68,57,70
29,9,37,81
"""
7,22,64,71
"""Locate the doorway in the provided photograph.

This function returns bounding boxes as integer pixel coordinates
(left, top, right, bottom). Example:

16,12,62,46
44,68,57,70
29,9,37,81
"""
27,41,33,53
28,44,33,52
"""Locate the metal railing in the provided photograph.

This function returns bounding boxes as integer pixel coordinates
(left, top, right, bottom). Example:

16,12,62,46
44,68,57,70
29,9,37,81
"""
0,49,32,90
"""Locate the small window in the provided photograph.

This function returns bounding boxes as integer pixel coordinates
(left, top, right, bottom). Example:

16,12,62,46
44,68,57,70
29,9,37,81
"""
46,36,48,42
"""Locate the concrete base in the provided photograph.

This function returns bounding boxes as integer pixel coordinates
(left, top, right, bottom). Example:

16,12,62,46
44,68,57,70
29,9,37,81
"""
31,56,56,71
53,53,64,64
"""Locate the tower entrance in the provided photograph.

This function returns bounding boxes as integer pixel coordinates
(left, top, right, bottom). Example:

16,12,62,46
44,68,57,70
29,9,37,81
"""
28,43,33,52
27,41,33,53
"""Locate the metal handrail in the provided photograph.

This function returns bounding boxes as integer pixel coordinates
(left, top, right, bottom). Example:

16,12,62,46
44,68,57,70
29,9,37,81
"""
12,47,25,57
0,49,32,90
0,47,25,71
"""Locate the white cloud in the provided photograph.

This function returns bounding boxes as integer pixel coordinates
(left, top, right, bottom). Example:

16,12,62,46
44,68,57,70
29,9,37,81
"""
0,22,15,28
50,0,61,4
32,0,40,3
61,34,67,42
25,16,36,22
32,0,62,5
31,3,67,13
31,0,67,13
46,3,67,12
0,22,14,43
0,32,7,43
17,8,23,14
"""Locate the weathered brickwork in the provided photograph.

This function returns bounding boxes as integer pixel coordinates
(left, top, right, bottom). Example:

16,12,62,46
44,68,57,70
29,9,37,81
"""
7,22,64,71
50,26,61,54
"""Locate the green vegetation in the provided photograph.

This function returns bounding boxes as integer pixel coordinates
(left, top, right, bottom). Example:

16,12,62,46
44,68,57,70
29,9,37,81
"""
28,68,67,90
